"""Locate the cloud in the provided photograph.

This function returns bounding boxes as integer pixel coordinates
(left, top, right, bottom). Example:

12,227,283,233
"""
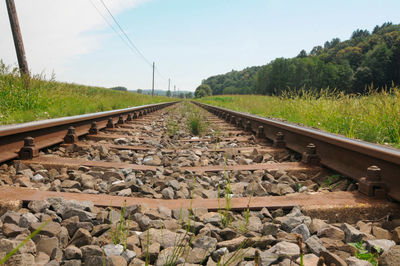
0,0,148,75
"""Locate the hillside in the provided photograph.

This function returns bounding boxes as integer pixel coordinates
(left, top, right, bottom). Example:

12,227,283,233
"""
201,22,400,95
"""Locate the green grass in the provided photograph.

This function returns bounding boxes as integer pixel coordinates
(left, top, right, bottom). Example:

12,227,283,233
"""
196,88,400,148
0,61,175,125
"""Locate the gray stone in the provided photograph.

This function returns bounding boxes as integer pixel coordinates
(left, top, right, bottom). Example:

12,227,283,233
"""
2,211,21,225
379,245,400,266
80,245,103,259
279,215,311,232
5,253,35,266
317,224,345,240
0,237,36,254
65,245,82,260
211,247,229,262
121,249,136,263
320,250,346,266
62,208,96,222
69,228,92,247
161,187,174,199
259,251,279,265
366,239,396,253
172,208,189,220
30,222,61,237
246,216,263,233
36,236,59,256
291,224,310,241
157,206,171,219
262,223,279,236
45,260,60,266
346,256,373,266
267,241,300,259
167,179,181,190
341,223,366,243
2,223,27,237
19,212,38,228
103,244,124,257
192,235,217,251
63,259,82,266
117,188,132,197
305,235,327,256
28,200,50,213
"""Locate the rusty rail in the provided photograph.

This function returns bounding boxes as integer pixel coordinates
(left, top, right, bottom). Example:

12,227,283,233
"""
0,101,177,163
194,101,400,202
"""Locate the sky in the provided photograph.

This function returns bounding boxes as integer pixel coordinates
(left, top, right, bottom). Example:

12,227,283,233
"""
1,0,400,92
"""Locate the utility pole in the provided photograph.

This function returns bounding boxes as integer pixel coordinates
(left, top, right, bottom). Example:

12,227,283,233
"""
151,62,155,96
174,85,176,97
168,78,171,92
6,0,29,76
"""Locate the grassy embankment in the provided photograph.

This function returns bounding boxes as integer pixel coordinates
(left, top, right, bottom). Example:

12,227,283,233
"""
197,89,400,148
0,63,174,125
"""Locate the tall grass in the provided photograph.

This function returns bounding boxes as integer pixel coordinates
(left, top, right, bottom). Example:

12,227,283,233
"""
0,61,174,125
197,88,400,148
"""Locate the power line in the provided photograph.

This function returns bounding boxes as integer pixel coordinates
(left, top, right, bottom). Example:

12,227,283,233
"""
99,0,153,68
89,0,170,85
89,0,133,53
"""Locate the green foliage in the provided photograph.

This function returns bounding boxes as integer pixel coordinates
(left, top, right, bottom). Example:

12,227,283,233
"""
200,22,400,95
109,203,129,251
0,220,50,264
349,241,381,266
0,62,174,125
202,66,260,96
197,88,400,147
110,86,127,91
194,84,212,98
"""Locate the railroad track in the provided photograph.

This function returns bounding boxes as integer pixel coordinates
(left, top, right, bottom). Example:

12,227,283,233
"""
0,101,399,265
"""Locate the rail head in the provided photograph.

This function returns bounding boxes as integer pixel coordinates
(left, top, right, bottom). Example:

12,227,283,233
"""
0,101,178,163
194,101,400,201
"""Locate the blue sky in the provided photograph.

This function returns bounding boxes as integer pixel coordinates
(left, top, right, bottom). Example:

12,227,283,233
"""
1,0,400,92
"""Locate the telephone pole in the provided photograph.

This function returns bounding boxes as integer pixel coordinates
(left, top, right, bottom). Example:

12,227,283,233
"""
174,85,176,97
151,62,155,96
168,78,171,91
6,0,29,76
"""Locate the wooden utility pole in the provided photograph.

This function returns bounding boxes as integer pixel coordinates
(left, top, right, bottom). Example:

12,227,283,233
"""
174,85,176,97
151,62,155,96
168,78,171,91
6,0,29,76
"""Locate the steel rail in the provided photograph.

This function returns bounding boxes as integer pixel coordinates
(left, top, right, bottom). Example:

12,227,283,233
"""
0,101,178,163
194,101,400,202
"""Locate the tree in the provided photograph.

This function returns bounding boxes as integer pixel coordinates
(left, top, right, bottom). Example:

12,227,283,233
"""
137,89,143,94
185,92,193,98
166,89,171,97
297,50,307,58
194,84,212,98
111,86,127,91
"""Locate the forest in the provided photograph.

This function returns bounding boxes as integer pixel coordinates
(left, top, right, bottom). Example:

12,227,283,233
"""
200,22,400,95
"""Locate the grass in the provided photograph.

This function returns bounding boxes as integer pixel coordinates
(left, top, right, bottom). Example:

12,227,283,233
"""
182,102,209,136
0,61,175,125
349,240,381,266
109,202,129,251
196,87,400,148
0,219,50,265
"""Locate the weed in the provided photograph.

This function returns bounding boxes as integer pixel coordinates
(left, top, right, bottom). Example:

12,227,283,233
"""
0,219,50,264
109,202,129,251
196,88,400,148
167,120,179,136
349,241,381,266
0,61,175,125
238,184,254,233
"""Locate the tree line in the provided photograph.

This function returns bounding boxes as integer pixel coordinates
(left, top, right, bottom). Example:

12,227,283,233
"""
197,22,400,96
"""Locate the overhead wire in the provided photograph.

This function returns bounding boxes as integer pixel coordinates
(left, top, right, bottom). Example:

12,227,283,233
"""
98,0,153,68
90,0,170,86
